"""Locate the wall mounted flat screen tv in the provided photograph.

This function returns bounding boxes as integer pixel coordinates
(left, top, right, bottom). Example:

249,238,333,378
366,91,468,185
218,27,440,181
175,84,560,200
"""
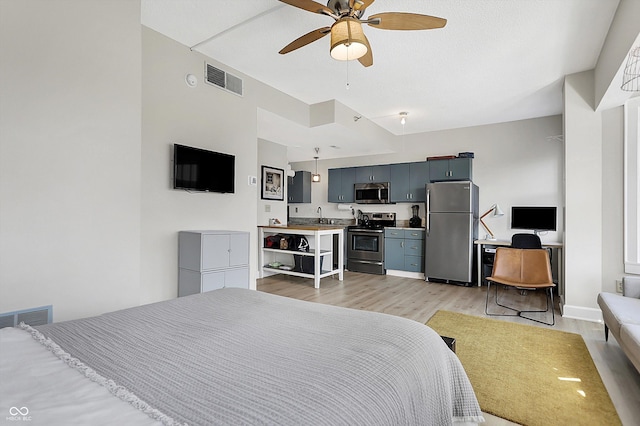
173,144,235,193
511,206,557,232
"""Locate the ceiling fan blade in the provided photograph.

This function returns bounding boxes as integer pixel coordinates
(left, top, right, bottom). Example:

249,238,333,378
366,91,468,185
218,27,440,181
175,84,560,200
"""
367,12,447,30
279,27,331,54
353,0,375,12
279,0,334,16
358,34,373,67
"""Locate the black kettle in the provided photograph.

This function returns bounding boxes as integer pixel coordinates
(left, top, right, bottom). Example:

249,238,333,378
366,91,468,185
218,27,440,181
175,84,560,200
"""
409,205,422,228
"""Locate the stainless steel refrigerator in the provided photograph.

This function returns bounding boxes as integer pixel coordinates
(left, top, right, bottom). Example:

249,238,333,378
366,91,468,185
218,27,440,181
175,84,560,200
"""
425,181,479,285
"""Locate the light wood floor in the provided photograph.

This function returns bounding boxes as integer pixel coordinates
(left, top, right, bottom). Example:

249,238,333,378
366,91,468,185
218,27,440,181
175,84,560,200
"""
257,271,640,426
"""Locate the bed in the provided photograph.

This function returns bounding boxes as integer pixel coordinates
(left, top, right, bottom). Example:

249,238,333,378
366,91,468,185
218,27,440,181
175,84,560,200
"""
1,288,484,425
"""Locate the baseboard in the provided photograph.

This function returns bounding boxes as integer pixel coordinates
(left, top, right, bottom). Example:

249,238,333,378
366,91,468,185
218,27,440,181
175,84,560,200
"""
385,270,424,280
562,304,602,323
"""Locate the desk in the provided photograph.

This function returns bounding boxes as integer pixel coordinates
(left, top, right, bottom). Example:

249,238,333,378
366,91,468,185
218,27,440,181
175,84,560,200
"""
474,239,564,295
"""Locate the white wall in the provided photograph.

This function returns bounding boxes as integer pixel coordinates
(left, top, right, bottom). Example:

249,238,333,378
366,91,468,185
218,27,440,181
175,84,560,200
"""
601,107,625,293
257,138,289,226
563,71,605,322
140,28,313,303
0,0,142,321
291,115,564,244
141,29,261,302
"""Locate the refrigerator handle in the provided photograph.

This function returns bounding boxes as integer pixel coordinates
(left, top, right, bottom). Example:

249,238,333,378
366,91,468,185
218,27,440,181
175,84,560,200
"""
425,188,430,233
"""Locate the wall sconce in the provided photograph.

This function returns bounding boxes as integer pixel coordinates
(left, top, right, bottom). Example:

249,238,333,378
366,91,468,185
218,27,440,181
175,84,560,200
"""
480,204,504,240
312,147,321,183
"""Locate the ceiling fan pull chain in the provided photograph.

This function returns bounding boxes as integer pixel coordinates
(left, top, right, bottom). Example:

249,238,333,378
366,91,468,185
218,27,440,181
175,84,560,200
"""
346,57,350,90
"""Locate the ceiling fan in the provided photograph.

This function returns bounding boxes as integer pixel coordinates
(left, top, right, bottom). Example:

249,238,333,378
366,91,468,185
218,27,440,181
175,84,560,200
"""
278,0,447,67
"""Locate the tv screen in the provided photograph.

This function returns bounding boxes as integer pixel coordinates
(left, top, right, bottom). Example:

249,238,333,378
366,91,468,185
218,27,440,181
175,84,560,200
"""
173,144,235,193
511,206,557,232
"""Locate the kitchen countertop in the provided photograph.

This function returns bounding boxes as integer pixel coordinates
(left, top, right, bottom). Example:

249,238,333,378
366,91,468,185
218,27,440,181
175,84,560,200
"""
386,226,426,230
259,225,345,231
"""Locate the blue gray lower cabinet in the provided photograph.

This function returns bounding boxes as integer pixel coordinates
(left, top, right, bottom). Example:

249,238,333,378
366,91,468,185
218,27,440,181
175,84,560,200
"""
384,229,425,273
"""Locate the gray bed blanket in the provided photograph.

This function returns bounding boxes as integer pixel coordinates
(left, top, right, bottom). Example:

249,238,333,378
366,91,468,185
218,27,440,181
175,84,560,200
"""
29,288,483,425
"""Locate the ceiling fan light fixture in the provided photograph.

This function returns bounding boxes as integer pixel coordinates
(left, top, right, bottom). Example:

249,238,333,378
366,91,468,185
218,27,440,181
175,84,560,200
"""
330,18,368,61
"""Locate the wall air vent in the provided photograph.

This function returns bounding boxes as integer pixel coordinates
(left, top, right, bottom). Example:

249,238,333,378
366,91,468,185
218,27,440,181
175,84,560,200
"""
0,305,52,329
205,63,243,97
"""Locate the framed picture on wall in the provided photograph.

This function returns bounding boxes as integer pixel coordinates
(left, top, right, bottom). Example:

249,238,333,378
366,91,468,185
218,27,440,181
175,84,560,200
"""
261,166,284,201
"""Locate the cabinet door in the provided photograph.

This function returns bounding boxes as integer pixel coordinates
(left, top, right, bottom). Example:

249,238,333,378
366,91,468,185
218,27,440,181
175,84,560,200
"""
202,271,225,292
404,229,425,240
356,165,390,183
404,236,424,256
340,167,356,203
384,238,405,270
287,175,298,202
202,234,230,270
404,255,424,272
229,232,249,267
223,267,249,288
288,171,311,203
390,163,411,202
355,166,370,183
371,165,390,183
448,158,472,181
428,159,451,182
409,162,429,202
328,168,342,202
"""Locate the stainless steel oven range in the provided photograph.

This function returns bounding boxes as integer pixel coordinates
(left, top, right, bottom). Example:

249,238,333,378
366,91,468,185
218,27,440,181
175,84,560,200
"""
347,212,396,275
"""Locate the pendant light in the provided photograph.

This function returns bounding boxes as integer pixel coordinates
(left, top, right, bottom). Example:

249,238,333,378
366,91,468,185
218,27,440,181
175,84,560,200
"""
621,46,640,92
312,147,321,183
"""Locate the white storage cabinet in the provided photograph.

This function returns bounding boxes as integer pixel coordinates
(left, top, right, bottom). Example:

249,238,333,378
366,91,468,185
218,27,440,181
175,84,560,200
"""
178,230,250,296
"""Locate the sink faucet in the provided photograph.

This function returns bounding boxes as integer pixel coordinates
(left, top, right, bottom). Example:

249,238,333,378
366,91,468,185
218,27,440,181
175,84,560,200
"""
317,206,323,223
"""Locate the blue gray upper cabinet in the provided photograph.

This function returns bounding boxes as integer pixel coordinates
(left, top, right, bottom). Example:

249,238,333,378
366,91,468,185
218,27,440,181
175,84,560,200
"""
428,158,472,182
328,159,471,203
390,162,429,202
287,171,311,203
355,165,390,183
328,167,356,203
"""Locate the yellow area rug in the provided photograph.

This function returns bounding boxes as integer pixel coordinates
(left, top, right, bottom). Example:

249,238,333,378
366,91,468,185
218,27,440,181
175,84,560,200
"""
426,310,620,426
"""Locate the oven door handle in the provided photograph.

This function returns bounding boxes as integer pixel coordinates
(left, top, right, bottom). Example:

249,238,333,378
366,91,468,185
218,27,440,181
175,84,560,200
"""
348,229,385,234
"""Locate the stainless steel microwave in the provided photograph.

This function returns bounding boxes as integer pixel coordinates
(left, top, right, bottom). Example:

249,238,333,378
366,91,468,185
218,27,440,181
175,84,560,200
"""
354,182,391,204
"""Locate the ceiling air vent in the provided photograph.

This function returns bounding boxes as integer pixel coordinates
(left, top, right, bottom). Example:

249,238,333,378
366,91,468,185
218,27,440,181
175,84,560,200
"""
205,63,243,97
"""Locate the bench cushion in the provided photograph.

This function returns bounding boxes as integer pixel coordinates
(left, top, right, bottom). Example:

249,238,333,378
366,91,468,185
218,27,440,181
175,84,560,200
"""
597,292,640,339
620,324,640,372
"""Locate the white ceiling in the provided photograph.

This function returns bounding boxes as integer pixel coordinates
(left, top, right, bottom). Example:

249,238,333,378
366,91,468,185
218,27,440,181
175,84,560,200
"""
141,0,625,161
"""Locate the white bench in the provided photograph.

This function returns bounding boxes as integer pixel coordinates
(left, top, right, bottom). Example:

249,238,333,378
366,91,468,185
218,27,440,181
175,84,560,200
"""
597,276,640,373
